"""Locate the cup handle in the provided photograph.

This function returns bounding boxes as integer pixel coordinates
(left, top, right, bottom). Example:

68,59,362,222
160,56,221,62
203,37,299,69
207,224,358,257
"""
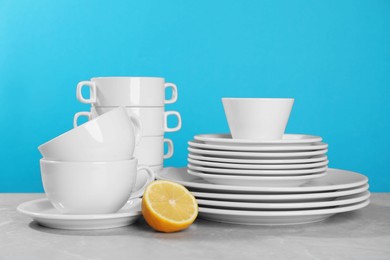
129,166,155,199
73,111,91,128
164,83,178,104
164,111,182,132
76,81,96,104
127,111,143,145
163,138,174,159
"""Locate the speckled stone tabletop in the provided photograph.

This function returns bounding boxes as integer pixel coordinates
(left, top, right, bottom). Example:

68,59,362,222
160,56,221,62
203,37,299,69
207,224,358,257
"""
1,193,389,260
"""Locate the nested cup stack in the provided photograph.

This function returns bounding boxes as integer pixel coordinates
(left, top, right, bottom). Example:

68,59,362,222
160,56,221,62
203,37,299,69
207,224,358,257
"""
38,107,155,215
74,77,182,173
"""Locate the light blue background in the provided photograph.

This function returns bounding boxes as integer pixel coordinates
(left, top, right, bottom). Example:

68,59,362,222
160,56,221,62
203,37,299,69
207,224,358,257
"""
0,0,389,192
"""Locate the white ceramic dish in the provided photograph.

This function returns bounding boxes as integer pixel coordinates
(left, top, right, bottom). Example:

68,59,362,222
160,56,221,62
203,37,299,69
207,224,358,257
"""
94,107,181,135
134,136,173,166
187,163,328,176
188,157,329,170
191,184,369,202
222,98,294,140
188,147,328,159
187,169,327,187
198,199,369,225
40,158,154,214
156,167,368,193
17,198,141,230
76,77,178,107
196,191,370,209
195,134,322,146
76,107,182,136
188,140,328,151
38,107,138,161
188,153,328,165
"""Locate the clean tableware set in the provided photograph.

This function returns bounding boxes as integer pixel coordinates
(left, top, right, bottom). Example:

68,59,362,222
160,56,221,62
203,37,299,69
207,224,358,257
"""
74,77,182,172
156,98,370,225
18,77,182,230
18,81,370,229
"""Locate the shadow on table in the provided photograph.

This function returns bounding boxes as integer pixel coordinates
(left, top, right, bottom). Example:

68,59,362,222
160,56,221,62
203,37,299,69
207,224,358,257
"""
28,218,195,239
193,202,390,240
27,202,389,240
28,217,147,236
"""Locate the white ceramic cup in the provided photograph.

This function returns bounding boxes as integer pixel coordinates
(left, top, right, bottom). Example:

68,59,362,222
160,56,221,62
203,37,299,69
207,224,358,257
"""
134,136,173,166
73,109,142,142
38,107,139,161
222,98,294,140
76,77,178,107
149,164,163,173
133,164,162,191
74,107,181,136
40,158,155,214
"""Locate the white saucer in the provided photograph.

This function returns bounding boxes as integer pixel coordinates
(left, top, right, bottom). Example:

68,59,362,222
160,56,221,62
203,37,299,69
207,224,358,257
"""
17,198,142,230
188,153,328,165
188,157,329,170
188,140,328,151
196,191,370,209
188,147,328,159
194,134,323,146
187,169,327,187
191,184,369,202
187,163,328,175
156,167,368,193
198,200,369,225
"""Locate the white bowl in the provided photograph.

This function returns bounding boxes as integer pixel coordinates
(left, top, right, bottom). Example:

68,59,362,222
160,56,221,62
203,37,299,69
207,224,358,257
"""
40,158,154,214
222,98,294,140
38,107,136,161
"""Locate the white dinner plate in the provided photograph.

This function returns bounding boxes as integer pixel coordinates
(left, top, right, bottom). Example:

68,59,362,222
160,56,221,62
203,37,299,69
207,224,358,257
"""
188,140,328,151
188,153,328,165
195,134,322,146
187,169,327,187
17,198,142,230
156,167,368,193
188,157,329,170
198,199,369,225
196,191,370,209
191,184,369,202
188,147,328,159
187,163,328,176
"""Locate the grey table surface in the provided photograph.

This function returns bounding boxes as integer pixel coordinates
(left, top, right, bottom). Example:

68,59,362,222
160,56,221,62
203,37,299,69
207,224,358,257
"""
0,193,389,260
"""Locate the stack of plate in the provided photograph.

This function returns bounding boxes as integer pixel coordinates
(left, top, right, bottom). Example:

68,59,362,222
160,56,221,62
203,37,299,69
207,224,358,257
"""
155,167,370,225
155,134,370,225
187,134,329,187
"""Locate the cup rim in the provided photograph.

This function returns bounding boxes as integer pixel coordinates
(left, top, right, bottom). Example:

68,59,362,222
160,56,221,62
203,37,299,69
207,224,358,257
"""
93,106,165,110
38,107,126,151
40,157,137,165
90,76,165,80
222,98,294,101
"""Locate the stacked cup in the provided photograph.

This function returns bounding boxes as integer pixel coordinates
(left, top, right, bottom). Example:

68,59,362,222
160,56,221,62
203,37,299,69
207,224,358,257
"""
38,107,155,214
74,77,181,173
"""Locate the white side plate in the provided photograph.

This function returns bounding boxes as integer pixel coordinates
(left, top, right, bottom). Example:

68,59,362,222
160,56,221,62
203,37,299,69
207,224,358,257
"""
187,163,328,175
188,153,328,165
17,198,141,230
187,169,327,187
188,157,329,170
156,167,368,193
191,184,369,202
196,191,370,209
188,140,328,151
188,147,328,159
195,134,322,146
198,199,369,225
